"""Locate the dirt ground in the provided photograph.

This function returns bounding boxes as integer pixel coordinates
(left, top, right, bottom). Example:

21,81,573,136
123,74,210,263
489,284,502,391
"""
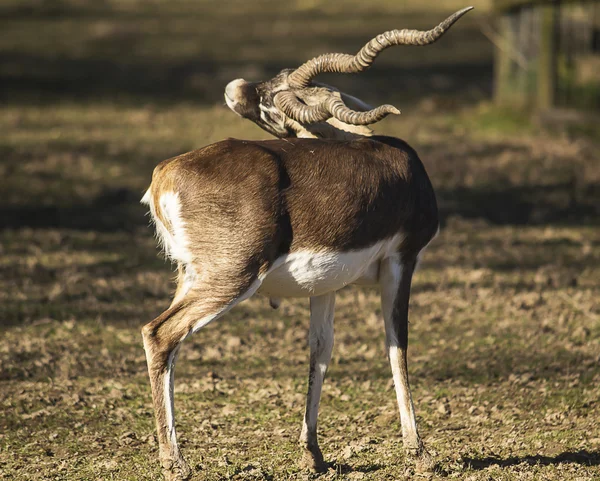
1,1,599,480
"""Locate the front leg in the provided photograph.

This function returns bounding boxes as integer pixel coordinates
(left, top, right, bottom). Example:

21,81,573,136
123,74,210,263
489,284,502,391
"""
300,292,335,472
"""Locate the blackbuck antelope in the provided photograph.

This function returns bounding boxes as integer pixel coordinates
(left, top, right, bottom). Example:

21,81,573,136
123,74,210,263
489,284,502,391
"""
142,7,473,480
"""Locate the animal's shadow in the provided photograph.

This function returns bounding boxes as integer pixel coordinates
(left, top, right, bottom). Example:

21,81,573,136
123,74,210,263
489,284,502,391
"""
328,462,385,475
305,450,600,478
463,450,600,470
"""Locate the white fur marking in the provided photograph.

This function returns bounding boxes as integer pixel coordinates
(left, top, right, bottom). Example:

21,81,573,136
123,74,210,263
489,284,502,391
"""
258,234,404,298
388,344,416,435
144,190,197,301
141,188,151,205
144,190,192,265
301,293,335,443
259,103,286,132
164,346,180,446
159,192,192,264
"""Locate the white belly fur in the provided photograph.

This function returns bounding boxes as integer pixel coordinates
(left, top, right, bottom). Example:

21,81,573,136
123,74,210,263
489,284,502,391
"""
258,234,403,298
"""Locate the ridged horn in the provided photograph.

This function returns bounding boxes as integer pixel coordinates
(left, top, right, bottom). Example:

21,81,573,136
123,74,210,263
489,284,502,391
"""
326,97,400,125
273,90,400,126
287,6,474,88
273,91,330,124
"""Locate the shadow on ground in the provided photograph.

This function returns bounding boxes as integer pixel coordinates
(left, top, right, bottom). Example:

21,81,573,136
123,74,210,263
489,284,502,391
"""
1,188,147,232
437,181,600,226
464,450,600,469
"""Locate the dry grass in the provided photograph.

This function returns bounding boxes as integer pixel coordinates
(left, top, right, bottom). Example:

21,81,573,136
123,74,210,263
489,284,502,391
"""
1,217,599,480
1,0,600,480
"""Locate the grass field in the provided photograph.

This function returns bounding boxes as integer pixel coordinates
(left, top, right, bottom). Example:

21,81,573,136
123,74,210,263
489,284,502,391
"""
1,1,600,480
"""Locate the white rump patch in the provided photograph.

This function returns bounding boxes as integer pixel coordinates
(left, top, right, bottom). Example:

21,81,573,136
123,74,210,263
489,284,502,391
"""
159,192,192,264
144,190,193,266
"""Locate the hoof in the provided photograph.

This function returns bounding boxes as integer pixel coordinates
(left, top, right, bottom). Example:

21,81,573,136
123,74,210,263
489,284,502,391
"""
300,446,328,473
405,444,437,475
161,456,192,481
414,450,437,474
404,436,425,456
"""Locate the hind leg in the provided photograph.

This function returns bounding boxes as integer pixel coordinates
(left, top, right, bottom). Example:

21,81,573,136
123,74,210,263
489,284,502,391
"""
142,279,261,481
380,255,423,454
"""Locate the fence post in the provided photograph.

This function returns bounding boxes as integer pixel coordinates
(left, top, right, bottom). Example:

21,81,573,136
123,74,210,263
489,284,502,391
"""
494,13,512,105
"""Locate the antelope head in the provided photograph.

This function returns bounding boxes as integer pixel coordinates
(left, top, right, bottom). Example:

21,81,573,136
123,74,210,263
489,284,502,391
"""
224,7,474,139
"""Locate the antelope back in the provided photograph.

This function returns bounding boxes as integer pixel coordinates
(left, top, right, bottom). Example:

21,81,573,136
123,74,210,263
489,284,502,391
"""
144,137,438,272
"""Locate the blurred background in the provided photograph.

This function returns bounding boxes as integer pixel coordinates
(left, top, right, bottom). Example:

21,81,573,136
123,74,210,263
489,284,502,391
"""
1,1,599,480
1,0,599,230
